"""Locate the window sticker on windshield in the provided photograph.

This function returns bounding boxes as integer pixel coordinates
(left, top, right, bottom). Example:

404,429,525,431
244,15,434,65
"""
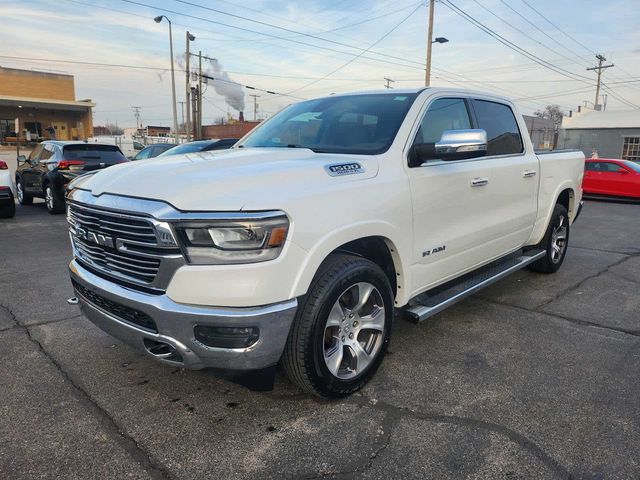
394,96,408,101
271,137,281,144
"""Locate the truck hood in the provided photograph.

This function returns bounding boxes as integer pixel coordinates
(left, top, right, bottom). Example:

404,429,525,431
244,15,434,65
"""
81,147,379,211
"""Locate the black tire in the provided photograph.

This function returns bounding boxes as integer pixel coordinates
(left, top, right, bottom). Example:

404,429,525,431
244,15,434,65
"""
282,254,394,398
0,196,15,218
16,178,33,205
528,203,569,274
44,184,66,214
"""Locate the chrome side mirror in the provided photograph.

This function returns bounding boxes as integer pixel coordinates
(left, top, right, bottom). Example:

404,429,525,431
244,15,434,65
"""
409,129,487,167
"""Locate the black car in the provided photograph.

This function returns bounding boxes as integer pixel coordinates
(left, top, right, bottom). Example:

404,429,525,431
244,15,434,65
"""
131,143,176,160
15,141,129,214
158,138,239,157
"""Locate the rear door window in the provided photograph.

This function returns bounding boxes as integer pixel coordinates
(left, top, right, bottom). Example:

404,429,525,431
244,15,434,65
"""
472,100,524,156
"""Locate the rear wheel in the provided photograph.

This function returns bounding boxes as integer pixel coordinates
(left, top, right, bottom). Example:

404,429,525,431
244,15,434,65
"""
16,179,33,205
45,185,65,214
0,195,15,218
528,203,569,273
282,254,393,398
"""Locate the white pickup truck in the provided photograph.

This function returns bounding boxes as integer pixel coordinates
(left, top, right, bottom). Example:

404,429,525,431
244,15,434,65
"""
66,88,584,397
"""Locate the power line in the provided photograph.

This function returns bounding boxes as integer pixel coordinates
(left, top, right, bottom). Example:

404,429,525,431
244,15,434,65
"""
440,0,594,85
119,0,425,71
519,0,596,56
281,2,424,96
498,0,590,67
467,0,589,69
170,0,429,68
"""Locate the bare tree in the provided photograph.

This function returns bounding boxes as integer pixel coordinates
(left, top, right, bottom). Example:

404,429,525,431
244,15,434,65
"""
105,123,124,135
534,105,563,128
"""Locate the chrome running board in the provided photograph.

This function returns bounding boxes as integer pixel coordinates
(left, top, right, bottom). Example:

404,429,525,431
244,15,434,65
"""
404,249,545,323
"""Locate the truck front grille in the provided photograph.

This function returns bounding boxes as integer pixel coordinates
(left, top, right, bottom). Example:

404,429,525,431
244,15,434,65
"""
73,237,161,283
68,202,157,244
68,201,182,290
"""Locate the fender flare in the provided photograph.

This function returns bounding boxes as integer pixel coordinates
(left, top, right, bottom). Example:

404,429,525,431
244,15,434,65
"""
527,181,576,245
288,221,411,306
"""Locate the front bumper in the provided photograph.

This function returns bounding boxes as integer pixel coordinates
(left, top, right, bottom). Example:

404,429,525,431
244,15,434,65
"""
69,259,297,370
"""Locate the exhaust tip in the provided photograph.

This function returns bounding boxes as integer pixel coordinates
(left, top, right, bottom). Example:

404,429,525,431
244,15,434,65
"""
143,338,183,363
67,297,79,305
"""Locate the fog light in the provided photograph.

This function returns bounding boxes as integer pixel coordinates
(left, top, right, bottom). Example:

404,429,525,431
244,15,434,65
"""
194,326,259,349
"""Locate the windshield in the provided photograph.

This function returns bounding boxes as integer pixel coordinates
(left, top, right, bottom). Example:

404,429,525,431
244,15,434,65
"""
159,141,211,156
239,93,419,155
622,160,640,172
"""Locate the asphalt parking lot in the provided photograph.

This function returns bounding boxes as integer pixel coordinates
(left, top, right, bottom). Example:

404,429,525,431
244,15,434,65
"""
1,199,639,479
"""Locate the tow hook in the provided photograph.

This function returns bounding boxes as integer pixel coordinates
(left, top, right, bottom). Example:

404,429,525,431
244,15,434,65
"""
67,297,79,305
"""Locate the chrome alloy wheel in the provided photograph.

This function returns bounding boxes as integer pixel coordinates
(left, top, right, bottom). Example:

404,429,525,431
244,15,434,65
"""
323,282,386,380
45,186,54,211
17,182,24,203
550,214,568,263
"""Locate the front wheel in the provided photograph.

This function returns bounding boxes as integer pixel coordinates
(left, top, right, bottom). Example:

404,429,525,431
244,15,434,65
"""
45,185,65,214
16,179,33,205
282,254,394,398
528,203,569,273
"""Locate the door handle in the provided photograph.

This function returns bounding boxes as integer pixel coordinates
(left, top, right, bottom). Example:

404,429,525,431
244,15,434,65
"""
471,177,489,187
523,170,537,178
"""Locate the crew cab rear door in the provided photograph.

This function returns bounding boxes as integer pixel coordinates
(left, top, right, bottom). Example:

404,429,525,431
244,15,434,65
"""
406,95,538,293
469,98,538,250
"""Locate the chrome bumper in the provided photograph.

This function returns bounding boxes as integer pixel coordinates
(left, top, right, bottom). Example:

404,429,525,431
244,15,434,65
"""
69,259,297,370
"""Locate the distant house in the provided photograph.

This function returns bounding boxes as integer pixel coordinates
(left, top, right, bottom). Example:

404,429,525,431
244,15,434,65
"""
558,109,640,161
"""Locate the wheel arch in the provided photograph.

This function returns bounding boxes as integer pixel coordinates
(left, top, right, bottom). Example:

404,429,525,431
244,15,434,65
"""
526,184,576,246
289,226,410,307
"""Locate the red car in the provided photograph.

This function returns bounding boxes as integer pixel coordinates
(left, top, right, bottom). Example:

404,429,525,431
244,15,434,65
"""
583,158,640,200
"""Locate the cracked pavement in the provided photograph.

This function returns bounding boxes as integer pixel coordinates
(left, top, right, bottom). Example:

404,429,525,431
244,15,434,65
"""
1,199,639,479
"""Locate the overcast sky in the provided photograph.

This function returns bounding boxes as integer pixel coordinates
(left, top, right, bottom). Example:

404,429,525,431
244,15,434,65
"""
2,0,638,128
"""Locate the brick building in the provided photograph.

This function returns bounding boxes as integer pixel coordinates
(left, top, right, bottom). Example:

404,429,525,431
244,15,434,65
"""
202,121,261,140
0,67,94,143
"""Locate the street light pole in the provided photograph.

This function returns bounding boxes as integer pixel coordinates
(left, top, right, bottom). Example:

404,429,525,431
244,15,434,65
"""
154,15,179,144
425,0,434,86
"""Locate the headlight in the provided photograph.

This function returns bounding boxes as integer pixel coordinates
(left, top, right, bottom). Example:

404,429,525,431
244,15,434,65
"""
173,215,289,265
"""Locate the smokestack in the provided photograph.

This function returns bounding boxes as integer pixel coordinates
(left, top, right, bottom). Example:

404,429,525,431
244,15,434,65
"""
239,111,244,122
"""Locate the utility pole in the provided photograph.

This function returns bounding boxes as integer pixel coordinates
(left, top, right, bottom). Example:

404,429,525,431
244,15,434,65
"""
249,94,260,121
384,77,395,89
586,54,614,109
197,51,203,140
131,106,142,130
425,0,435,86
191,86,198,142
185,31,195,142
178,101,185,134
